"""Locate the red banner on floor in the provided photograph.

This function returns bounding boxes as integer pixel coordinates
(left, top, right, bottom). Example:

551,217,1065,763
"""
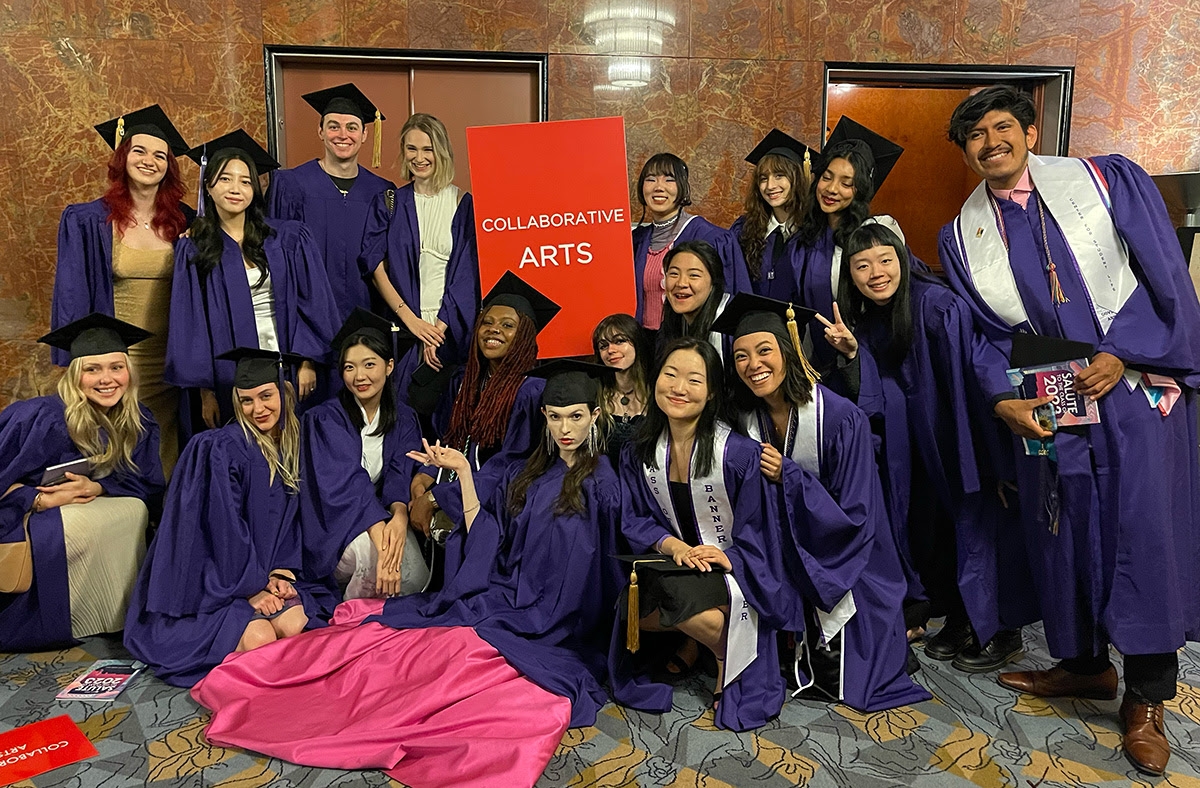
0,715,98,784
467,117,636,358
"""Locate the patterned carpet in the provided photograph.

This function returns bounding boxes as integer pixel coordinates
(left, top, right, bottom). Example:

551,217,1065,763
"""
2,623,1199,788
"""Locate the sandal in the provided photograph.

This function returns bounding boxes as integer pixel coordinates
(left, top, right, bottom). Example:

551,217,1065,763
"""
665,637,700,676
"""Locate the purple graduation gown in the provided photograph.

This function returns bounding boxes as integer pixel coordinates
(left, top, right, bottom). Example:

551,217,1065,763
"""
164,219,341,424
367,457,623,727
610,431,805,732
631,216,752,324
0,396,164,651
358,183,480,385
729,215,803,303
268,159,396,321
298,397,423,610
747,386,931,711
854,279,1039,643
938,154,1200,658
124,424,327,687
51,198,195,367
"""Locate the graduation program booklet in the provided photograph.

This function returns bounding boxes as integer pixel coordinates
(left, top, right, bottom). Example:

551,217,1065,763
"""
1007,359,1101,427
55,660,145,701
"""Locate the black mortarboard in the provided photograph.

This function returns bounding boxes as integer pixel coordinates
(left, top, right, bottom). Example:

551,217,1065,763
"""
38,313,152,360
186,129,280,175
481,271,562,335
94,104,190,157
745,129,818,170
529,359,612,407
331,308,417,360
823,116,904,194
712,293,821,384
302,83,383,124
302,83,386,168
216,347,303,390
1009,334,1095,368
712,292,817,339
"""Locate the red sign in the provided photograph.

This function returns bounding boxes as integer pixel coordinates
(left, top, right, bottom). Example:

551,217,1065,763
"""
467,117,636,357
0,715,98,785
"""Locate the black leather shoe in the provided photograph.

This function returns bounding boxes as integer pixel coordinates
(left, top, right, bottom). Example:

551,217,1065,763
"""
906,646,921,676
924,617,975,661
952,629,1023,673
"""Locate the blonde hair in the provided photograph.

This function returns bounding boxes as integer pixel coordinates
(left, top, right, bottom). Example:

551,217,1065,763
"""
232,381,301,493
57,354,145,477
399,113,455,192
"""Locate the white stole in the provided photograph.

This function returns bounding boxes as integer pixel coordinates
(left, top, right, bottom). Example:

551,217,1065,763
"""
953,154,1137,333
829,215,906,299
740,391,856,645
643,423,758,686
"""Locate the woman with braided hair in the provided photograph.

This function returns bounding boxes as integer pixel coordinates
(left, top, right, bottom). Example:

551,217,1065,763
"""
407,272,560,577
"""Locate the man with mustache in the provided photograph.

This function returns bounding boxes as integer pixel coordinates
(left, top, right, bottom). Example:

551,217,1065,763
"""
937,84,1200,778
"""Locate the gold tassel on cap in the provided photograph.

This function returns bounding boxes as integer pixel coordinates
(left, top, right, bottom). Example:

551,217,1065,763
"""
626,566,641,653
114,116,125,148
786,303,821,385
372,110,382,169
802,148,812,191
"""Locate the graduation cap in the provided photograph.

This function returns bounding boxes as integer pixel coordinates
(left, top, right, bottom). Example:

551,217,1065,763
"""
1009,333,1094,368
613,554,721,653
94,104,190,157
331,308,417,361
302,83,385,168
38,313,152,361
528,359,612,407
481,271,561,334
823,116,904,195
712,292,821,384
216,347,304,390
746,129,819,185
186,130,279,218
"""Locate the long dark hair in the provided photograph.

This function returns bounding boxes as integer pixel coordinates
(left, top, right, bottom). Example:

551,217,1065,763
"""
336,331,397,438
444,308,539,451
729,325,814,414
738,153,808,280
592,313,652,401
189,148,274,284
507,403,601,518
635,337,726,478
103,136,188,241
635,152,691,223
658,240,726,345
837,222,914,367
796,141,875,249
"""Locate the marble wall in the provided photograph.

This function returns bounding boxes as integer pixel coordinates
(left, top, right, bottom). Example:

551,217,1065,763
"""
1,0,1196,404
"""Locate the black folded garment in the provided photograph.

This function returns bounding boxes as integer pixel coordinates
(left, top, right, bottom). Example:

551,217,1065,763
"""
1009,332,1094,367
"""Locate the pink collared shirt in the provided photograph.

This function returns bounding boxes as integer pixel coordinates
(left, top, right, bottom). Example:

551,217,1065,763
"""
989,167,1033,209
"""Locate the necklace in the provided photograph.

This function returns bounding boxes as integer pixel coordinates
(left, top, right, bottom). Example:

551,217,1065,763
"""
618,387,635,406
651,212,680,229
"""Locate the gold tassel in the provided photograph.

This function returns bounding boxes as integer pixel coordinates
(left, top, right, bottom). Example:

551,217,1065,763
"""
1047,263,1069,305
786,303,820,385
114,116,125,148
626,567,640,653
372,110,382,169
802,148,812,190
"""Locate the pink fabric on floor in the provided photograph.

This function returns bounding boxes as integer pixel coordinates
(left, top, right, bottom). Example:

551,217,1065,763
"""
191,622,571,788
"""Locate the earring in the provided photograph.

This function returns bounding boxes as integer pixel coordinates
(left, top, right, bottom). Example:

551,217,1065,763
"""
545,428,555,454
586,422,597,455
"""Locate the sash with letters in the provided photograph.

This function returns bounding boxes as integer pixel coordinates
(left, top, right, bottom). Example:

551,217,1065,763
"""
643,422,758,686
953,154,1136,333
952,154,1173,407
740,392,856,650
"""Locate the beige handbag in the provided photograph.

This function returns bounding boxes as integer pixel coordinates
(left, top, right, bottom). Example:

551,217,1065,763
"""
0,484,34,594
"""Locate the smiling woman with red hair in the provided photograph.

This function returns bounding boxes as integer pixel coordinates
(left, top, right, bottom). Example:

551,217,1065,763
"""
51,105,193,477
